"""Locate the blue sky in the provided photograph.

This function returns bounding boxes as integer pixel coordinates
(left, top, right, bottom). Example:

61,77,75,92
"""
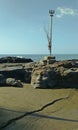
0,0,78,54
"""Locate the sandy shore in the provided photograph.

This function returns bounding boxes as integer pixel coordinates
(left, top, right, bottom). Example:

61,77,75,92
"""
0,84,78,130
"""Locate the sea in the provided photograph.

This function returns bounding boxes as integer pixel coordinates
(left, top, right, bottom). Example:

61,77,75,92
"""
0,54,78,62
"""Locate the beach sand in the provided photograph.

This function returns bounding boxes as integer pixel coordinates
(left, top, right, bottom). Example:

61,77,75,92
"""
0,84,78,130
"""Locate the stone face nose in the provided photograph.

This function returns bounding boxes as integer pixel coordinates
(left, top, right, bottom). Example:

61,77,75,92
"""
36,74,42,82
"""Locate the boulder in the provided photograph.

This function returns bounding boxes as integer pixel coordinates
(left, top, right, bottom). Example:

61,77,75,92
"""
0,74,23,87
31,67,60,89
62,68,78,88
31,60,78,89
6,78,23,87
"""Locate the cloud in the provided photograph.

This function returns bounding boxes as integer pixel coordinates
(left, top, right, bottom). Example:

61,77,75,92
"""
56,7,78,18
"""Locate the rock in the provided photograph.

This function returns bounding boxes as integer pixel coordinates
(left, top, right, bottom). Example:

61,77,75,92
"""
0,66,29,82
0,74,6,85
0,58,78,88
24,62,36,83
0,56,33,63
0,74,23,87
0,66,25,81
0,60,34,87
0,63,33,84
31,59,78,89
6,78,23,87
62,68,78,88
24,62,36,69
40,56,56,65
24,70,32,83
31,67,58,88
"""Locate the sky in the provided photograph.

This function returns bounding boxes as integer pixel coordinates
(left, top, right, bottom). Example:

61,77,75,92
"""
0,0,78,54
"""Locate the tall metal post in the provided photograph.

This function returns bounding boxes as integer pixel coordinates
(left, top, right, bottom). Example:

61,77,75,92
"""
49,10,55,56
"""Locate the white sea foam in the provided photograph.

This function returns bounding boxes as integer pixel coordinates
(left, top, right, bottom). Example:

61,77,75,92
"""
16,56,23,58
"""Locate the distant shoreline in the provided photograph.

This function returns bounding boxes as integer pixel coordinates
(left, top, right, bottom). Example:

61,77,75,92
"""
0,54,78,62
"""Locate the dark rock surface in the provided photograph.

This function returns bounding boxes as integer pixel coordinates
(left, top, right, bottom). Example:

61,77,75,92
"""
0,66,26,82
0,56,33,63
0,74,6,85
0,62,35,87
0,74,23,87
0,65,32,83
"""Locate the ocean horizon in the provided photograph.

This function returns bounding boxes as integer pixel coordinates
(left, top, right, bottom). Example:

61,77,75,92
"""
0,54,78,62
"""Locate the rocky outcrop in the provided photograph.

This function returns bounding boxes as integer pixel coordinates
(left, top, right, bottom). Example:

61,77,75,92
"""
0,62,35,87
0,57,34,86
0,56,33,63
0,58,78,88
0,74,23,87
0,64,33,83
31,60,78,88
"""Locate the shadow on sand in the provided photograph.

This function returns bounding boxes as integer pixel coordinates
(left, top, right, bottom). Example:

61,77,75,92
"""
32,113,78,123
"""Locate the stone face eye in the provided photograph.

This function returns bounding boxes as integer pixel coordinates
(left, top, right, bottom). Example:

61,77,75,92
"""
40,73,43,76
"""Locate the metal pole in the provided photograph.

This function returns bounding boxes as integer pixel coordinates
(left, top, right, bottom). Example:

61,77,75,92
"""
50,15,52,56
49,10,55,57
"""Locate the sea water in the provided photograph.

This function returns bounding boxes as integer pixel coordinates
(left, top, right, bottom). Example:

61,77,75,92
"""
0,54,78,62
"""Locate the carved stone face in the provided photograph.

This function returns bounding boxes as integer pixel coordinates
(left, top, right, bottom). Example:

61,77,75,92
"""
31,69,49,88
31,68,56,89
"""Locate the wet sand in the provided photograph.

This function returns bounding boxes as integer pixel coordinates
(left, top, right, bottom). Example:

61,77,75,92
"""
0,84,78,130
